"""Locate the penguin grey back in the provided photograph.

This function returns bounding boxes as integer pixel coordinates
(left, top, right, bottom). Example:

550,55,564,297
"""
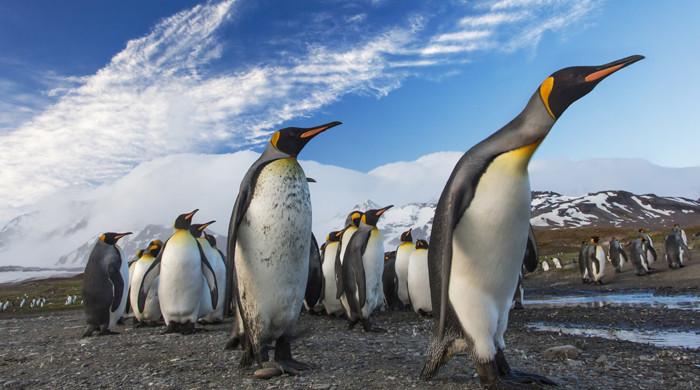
83,241,124,326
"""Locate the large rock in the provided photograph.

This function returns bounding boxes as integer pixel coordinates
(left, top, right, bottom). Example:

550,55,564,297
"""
543,345,581,360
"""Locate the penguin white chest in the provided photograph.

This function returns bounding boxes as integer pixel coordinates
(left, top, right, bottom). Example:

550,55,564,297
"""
321,242,343,314
158,231,203,323
360,229,385,317
235,158,311,342
450,152,532,317
395,243,414,305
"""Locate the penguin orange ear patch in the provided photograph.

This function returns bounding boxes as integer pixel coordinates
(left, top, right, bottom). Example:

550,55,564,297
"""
99,234,106,242
539,77,555,119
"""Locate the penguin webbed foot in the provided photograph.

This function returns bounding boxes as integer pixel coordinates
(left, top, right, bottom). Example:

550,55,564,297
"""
361,319,386,333
271,335,312,374
98,328,119,336
81,325,97,338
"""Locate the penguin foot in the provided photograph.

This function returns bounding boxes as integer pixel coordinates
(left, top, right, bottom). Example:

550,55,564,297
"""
98,329,119,336
361,319,386,333
478,359,556,389
225,335,241,350
81,325,97,338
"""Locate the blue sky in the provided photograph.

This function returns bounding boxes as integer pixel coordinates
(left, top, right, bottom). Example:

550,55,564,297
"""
0,0,698,212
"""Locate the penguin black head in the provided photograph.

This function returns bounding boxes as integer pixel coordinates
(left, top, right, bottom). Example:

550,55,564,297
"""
146,240,163,257
638,228,645,233
205,233,218,248
361,205,393,227
270,121,342,157
190,220,216,238
539,55,644,119
400,228,413,243
99,232,132,245
384,251,396,263
590,236,600,244
345,210,364,227
174,209,199,230
415,239,429,250
327,230,343,242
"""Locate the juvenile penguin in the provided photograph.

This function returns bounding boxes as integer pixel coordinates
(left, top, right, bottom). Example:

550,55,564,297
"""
585,236,606,284
420,55,644,387
382,251,403,311
339,206,393,332
407,239,431,315
138,210,219,334
304,233,324,313
191,221,227,324
394,228,414,309
82,232,132,336
129,240,163,325
224,121,341,373
321,230,344,315
608,237,628,273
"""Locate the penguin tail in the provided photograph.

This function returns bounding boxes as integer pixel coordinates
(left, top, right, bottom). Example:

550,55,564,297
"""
420,335,452,380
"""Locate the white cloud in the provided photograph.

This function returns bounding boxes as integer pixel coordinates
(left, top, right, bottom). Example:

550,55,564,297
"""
0,0,600,221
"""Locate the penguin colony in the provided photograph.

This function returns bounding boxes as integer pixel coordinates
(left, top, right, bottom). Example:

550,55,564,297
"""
78,56,655,387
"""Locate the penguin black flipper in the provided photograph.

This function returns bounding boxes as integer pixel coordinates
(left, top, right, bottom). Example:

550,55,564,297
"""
305,234,323,308
137,239,167,313
108,259,125,312
343,229,371,309
197,240,219,310
334,241,344,300
225,147,288,321
522,225,539,273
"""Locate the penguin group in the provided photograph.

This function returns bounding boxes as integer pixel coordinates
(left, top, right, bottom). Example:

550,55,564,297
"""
81,209,228,336
76,55,645,388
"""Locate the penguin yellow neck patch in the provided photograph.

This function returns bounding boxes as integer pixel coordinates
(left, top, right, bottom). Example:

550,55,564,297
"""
493,140,542,174
539,77,556,119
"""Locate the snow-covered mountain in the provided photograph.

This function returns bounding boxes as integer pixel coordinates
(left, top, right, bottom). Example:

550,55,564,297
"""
56,224,227,267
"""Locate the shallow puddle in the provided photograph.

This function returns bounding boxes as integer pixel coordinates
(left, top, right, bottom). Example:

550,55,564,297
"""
525,292,700,311
528,323,700,349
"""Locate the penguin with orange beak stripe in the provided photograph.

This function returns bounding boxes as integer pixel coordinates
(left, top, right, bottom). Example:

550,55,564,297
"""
420,55,644,388
339,205,393,332
82,231,132,337
224,121,341,375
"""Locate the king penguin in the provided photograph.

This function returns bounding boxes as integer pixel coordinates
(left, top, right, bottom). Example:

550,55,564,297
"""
639,228,657,270
137,210,219,334
321,230,344,315
224,121,341,374
339,205,393,332
129,240,163,325
585,236,606,284
82,232,132,337
334,211,363,303
382,251,403,311
394,228,414,309
419,55,644,388
124,249,144,319
407,239,431,316
608,237,628,273
190,221,227,324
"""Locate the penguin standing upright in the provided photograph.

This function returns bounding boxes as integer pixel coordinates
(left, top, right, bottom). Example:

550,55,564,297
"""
639,228,657,270
608,237,628,273
420,55,643,388
137,210,219,334
407,239,431,315
82,232,132,336
129,240,163,325
321,230,344,315
394,229,414,309
334,211,363,304
124,249,144,319
304,233,324,313
665,228,690,269
628,238,650,276
578,240,590,283
224,121,341,374
190,221,227,324
585,236,606,284
382,251,403,311
339,205,392,332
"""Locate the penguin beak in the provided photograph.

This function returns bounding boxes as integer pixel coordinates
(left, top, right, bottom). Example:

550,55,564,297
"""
299,121,342,139
184,209,199,221
198,220,216,232
114,232,132,241
375,205,394,217
584,55,644,83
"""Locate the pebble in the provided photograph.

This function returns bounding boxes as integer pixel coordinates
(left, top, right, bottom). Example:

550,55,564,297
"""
543,345,581,360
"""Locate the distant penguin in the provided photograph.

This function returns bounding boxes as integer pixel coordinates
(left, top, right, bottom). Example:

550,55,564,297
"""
541,260,550,272
304,233,324,313
190,221,226,324
339,206,393,332
382,251,403,311
334,211,363,303
513,226,538,310
224,121,341,373
578,240,590,283
639,228,657,269
129,240,163,325
321,230,344,315
137,210,219,334
628,238,650,276
407,239,431,316
552,257,562,269
585,236,606,284
420,55,643,387
665,228,690,269
82,232,132,336
394,228,414,309
608,237,628,273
